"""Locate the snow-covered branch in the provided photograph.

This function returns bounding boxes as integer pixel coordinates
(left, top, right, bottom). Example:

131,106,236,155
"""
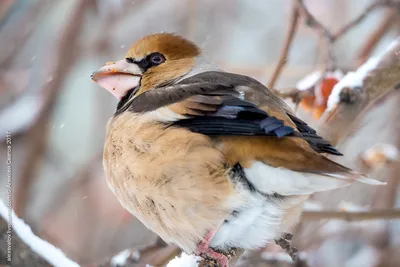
166,249,245,267
166,253,202,267
0,200,79,267
320,37,400,144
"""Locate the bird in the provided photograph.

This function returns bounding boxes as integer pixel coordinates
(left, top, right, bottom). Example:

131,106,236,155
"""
91,33,383,267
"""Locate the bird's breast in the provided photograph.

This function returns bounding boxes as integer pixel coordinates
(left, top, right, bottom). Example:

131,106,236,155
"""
102,111,307,252
102,111,235,252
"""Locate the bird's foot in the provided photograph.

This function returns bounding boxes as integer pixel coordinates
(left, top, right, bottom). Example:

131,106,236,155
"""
195,231,229,267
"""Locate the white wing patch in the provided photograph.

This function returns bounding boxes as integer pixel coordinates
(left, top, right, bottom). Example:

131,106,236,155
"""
146,107,188,122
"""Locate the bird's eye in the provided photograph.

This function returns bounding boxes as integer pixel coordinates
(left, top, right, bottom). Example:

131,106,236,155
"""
150,54,165,65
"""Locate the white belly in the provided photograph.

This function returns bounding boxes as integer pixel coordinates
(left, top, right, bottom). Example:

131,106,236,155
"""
210,163,308,250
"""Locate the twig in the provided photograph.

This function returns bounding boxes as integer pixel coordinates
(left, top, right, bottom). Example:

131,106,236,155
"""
313,34,324,68
273,87,314,103
296,0,336,70
356,9,398,66
94,244,180,267
198,248,245,267
273,0,397,102
268,1,300,89
296,0,388,70
95,238,243,266
275,234,298,262
13,0,90,217
93,236,176,267
332,2,382,41
296,0,332,40
303,209,400,221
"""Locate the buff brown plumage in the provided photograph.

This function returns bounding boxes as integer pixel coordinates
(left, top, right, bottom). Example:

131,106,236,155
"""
92,33,384,267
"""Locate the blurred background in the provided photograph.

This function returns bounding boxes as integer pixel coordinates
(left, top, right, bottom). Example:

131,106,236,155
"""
0,0,399,266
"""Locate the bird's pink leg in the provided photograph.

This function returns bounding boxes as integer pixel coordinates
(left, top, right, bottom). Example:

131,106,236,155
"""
195,231,229,267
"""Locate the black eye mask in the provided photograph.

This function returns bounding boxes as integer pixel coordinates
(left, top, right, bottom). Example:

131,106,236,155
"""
126,52,166,72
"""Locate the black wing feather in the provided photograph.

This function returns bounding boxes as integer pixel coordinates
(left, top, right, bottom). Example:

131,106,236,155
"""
286,114,342,155
132,71,342,156
172,97,298,138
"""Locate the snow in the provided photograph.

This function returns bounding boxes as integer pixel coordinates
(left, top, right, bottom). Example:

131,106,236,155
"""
111,249,130,266
166,253,201,267
111,249,140,267
296,69,343,92
326,39,399,112
296,71,322,91
0,200,80,267
326,62,374,112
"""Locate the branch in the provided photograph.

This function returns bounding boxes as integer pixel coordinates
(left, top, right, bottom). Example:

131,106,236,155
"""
273,87,314,103
295,0,389,70
271,0,399,103
275,233,298,262
109,210,400,267
153,248,244,267
296,0,332,40
321,37,400,144
0,200,79,266
95,244,180,267
295,0,335,70
332,2,382,41
14,0,90,217
96,246,243,267
303,209,400,221
268,1,300,89
356,9,398,66
198,248,244,267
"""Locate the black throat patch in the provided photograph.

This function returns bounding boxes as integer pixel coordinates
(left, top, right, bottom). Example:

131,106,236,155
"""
115,87,137,115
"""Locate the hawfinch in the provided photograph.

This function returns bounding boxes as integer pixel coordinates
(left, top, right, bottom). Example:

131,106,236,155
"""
91,33,382,266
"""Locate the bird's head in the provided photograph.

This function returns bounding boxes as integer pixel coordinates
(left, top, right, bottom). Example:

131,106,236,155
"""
91,33,200,100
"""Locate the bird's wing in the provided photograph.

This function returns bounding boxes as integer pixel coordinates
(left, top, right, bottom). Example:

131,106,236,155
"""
130,71,382,194
131,71,340,156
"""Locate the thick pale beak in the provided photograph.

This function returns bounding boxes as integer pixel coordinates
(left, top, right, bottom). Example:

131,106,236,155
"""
91,59,142,99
